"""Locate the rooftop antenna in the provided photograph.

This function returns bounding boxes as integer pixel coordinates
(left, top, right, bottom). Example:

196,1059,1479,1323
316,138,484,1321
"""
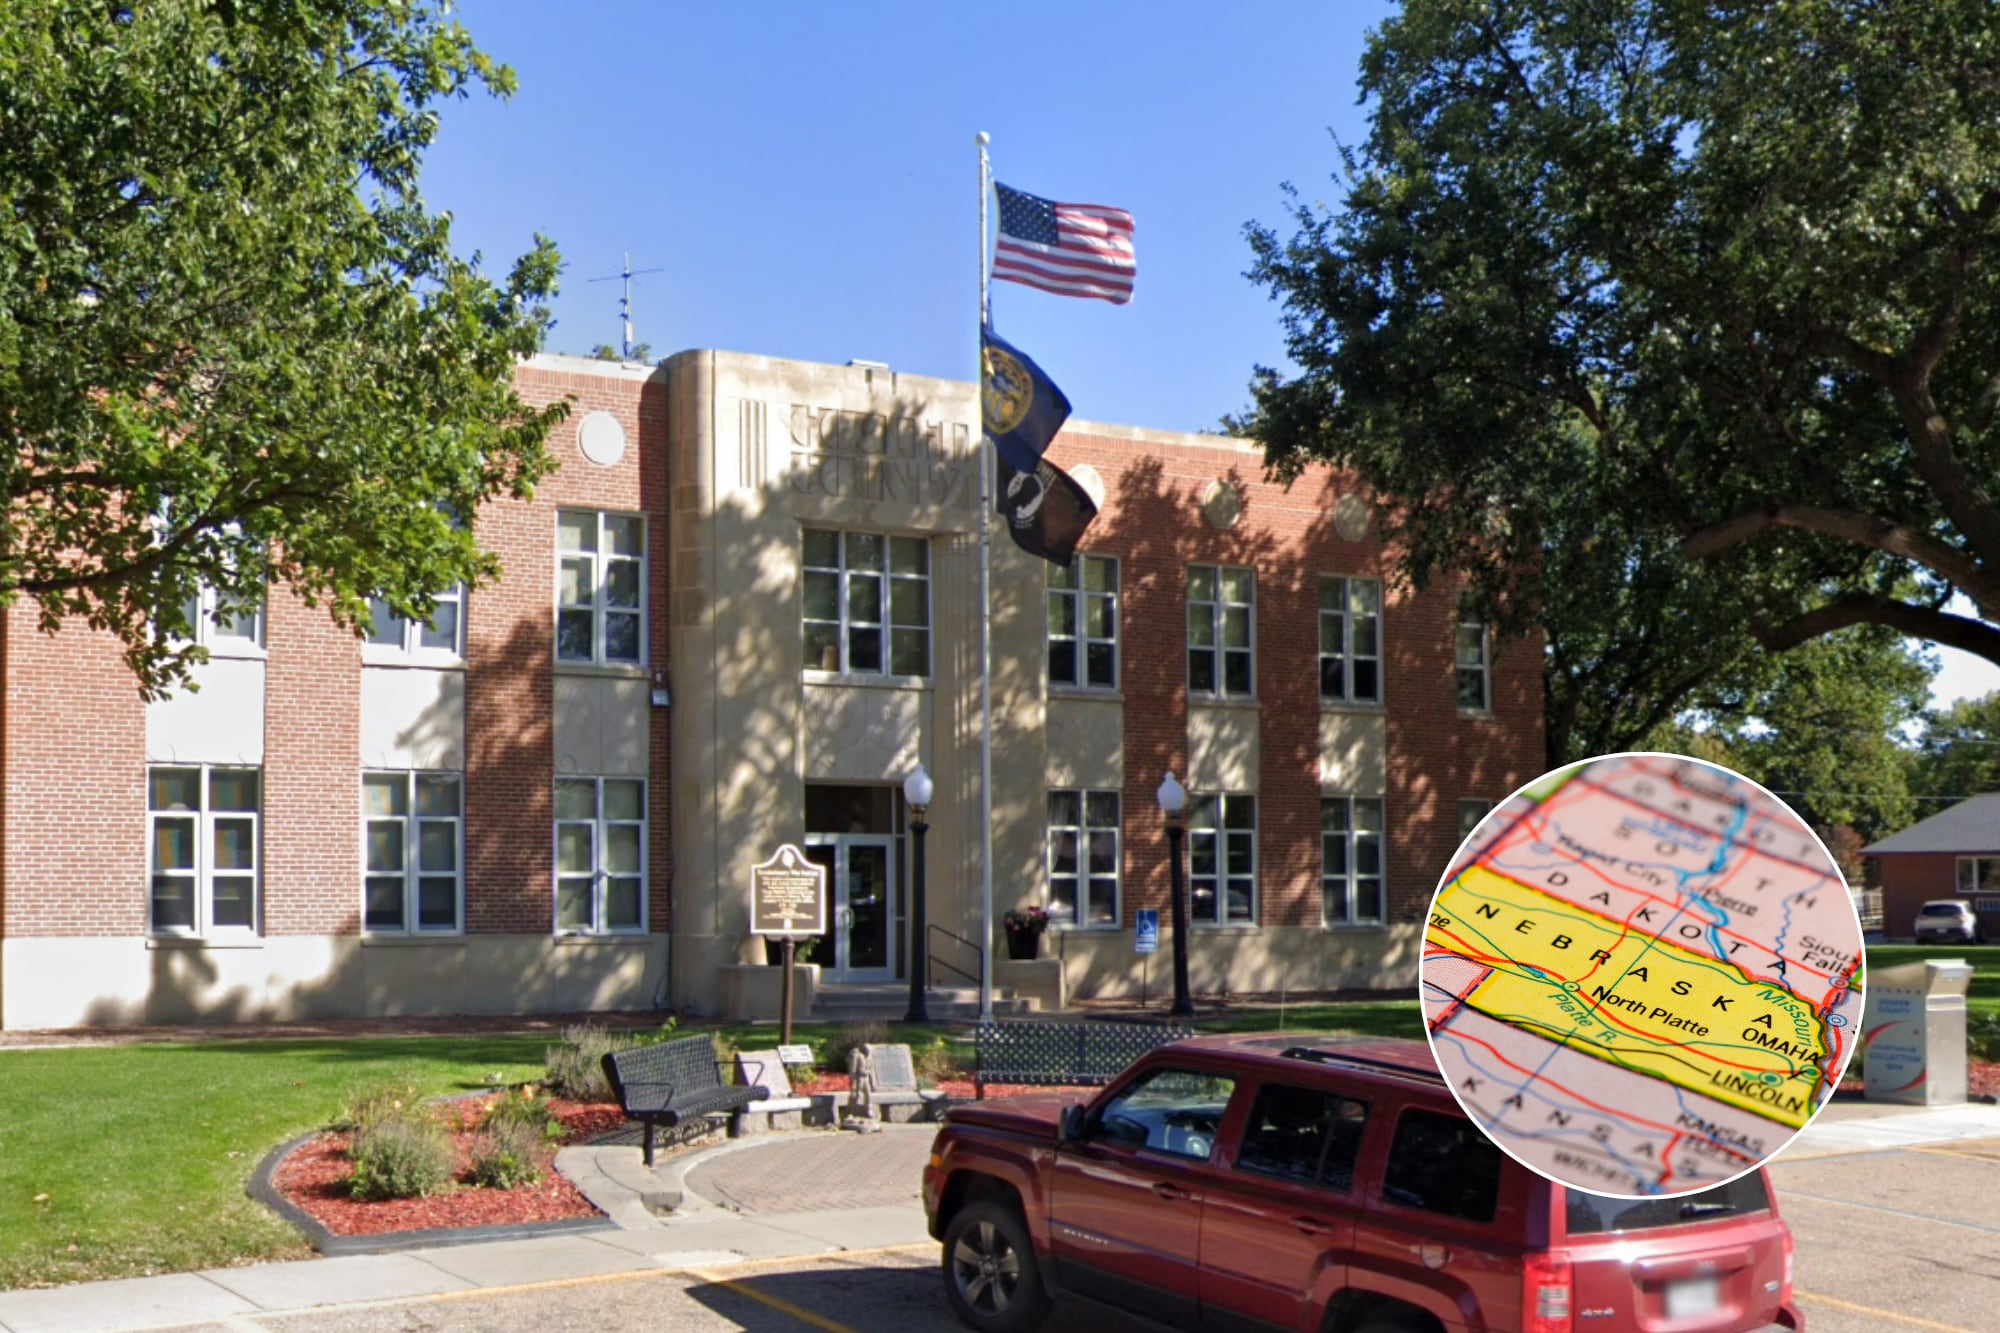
587,252,665,360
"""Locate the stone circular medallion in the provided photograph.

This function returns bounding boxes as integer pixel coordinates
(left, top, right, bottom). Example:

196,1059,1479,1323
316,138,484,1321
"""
1333,493,1370,541
1201,480,1242,531
1070,463,1106,510
577,411,627,467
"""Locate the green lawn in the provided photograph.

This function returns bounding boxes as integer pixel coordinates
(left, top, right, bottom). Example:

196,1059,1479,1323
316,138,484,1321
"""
0,1003,1416,1291
0,1035,554,1290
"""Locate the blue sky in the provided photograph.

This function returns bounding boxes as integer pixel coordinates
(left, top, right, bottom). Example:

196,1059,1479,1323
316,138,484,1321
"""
421,1,1998,709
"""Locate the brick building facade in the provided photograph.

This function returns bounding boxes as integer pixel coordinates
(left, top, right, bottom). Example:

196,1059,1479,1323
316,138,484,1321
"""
0,350,1542,1028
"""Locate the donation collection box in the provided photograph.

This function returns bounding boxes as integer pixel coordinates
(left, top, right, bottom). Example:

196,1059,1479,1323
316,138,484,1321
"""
1862,959,1973,1106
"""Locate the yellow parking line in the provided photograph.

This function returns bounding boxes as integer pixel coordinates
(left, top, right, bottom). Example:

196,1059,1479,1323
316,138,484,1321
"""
1908,1144,2000,1165
690,1269,871,1333
1798,1289,1985,1333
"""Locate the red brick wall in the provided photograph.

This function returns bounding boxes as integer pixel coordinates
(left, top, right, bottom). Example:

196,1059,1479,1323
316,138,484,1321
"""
1048,431,1545,933
1,601,147,936
490,364,672,934
263,588,362,935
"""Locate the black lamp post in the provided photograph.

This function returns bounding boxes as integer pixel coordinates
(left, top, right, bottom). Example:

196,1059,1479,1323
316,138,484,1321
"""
1158,771,1194,1018
903,764,934,1024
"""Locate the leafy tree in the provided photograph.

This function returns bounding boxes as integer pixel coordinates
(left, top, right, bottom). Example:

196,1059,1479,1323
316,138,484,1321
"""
1245,0,2000,707
589,343,651,363
1913,691,2000,803
0,0,565,696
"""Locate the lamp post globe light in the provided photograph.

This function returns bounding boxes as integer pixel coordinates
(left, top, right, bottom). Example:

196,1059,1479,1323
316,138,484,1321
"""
903,763,935,1024
1157,771,1194,1018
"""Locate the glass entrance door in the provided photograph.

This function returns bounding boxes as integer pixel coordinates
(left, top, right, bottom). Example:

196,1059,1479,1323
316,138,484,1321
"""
803,835,897,982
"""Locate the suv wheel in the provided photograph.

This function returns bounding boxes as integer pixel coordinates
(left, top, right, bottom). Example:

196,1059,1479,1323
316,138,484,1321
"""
942,1199,1052,1333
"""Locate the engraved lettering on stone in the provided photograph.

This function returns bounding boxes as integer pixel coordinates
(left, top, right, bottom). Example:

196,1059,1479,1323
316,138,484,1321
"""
787,404,973,508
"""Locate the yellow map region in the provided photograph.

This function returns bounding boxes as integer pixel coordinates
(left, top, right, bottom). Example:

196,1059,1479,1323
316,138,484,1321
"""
1433,867,1826,1127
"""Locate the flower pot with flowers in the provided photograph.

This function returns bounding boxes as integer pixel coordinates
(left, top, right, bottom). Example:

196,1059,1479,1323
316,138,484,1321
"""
1003,905,1051,960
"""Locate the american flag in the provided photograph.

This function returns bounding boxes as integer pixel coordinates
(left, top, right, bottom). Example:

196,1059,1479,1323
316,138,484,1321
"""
993,182,1135,304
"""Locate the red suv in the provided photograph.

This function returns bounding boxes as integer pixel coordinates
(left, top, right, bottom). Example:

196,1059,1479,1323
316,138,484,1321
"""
924,1033,1802,1333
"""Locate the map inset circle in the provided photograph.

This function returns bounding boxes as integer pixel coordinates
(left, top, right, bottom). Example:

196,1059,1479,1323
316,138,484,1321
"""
1422,751,1865,1198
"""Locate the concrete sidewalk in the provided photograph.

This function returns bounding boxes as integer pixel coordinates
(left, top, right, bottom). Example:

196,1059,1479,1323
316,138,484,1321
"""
0,1125,939,1333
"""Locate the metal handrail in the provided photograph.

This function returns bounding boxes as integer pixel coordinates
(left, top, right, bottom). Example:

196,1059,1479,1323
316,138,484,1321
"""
927,923,984,990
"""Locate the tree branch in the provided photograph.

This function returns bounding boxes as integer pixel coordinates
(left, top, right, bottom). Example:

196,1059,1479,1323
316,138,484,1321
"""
1754,594,2000,666
1680,503,2000,605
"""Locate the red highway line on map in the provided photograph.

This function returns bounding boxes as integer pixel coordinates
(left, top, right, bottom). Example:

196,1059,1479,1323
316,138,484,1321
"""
1435,1021,1758,1165
1472,838,1840,989
1423,963,1491,1034
1426,921,1808,1077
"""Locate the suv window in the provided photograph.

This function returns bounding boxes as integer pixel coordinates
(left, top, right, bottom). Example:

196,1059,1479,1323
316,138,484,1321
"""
1094,1067,1237,1162
1920,903,1968,917
1235,1083,1368,1190
1382,1107,1503,1222
1565,1173,1771,1234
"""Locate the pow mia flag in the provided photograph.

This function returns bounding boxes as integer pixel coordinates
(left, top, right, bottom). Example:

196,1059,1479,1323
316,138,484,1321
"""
981,324,1098,567
998,456,1098,568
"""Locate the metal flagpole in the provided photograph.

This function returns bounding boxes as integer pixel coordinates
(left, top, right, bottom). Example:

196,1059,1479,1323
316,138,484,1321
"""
975,131,995,1022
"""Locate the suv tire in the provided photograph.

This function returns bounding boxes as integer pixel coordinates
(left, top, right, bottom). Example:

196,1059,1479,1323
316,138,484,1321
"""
1352,1312,1436,1333
942,1198,1052,1333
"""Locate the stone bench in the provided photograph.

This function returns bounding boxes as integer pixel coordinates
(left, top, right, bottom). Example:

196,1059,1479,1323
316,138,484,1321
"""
733,1048,823,1132
844,1042,948,1124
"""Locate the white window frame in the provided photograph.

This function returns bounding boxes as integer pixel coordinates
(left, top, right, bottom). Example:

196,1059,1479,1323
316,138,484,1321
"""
556,510,647,667
1455,602,1491,713
801,527,932,679
1047,789,1121,929
179,584,266,656
1322,795,1386,927
1318,576,1382,705
1047,555,1119,691
1958,856,2000,894
365,584,465,663
1189,792,1257,926
361,771,465,934
553,776,648,935
1188,564,1256,699
148,765,261,937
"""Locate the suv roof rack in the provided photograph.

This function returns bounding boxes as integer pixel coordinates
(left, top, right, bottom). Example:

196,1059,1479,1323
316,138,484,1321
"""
1276,1045,1443,1082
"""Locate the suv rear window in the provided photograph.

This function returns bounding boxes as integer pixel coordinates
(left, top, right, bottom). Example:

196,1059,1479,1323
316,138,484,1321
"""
1565,1173,1771,1234
1921,903,1967,917
1382,1108,1503,1222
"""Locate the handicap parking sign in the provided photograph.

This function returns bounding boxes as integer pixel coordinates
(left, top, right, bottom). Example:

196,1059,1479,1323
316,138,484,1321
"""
1134,909,1159,955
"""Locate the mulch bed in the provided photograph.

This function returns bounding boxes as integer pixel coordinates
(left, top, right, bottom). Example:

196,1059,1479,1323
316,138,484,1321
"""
794,1073,1094,1099
270,1095,626,1237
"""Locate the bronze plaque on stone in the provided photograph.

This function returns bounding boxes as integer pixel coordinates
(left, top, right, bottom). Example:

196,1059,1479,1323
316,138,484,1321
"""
750,844,827,936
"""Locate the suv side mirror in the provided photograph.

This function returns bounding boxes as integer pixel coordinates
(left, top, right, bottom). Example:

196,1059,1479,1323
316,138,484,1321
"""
1058,1104,1087,1145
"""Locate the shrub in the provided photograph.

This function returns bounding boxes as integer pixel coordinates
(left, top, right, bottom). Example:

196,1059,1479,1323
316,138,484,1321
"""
338,1079,426,1132
825,1021,889,1076
347,1112,452,1201
544,1024,643,1101
1969,1011,2000,1063
468,1116,545,1190
913,1036,966,1086
483,1089,561,1143
708,1029,740,1079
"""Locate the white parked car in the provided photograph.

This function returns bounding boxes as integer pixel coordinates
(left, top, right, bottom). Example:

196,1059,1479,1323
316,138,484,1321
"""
1914,899,1983,944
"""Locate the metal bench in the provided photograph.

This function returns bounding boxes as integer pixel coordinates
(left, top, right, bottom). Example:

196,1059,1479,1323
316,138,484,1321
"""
972,1020,1195,1098
602,1035,768,1165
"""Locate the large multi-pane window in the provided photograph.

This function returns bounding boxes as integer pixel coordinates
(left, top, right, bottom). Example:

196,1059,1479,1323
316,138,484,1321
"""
1318,577,1381,704
1048,555,1118,690
1959,857,2000,893
1188,564,1254,697
1323,795,1385,926
363,772,463,933
555,777,646,934
1047,790,1120,928
368,585,465,657
802,528,930,677
1456,600,1491,712
148,766,260,934
557,511,645,665
1189,793,1256,925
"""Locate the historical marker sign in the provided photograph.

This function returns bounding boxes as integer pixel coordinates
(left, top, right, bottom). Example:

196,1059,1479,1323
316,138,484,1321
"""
751,844,827,936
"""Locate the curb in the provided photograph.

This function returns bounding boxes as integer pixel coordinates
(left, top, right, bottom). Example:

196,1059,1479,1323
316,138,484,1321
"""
248,1130,619,1257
